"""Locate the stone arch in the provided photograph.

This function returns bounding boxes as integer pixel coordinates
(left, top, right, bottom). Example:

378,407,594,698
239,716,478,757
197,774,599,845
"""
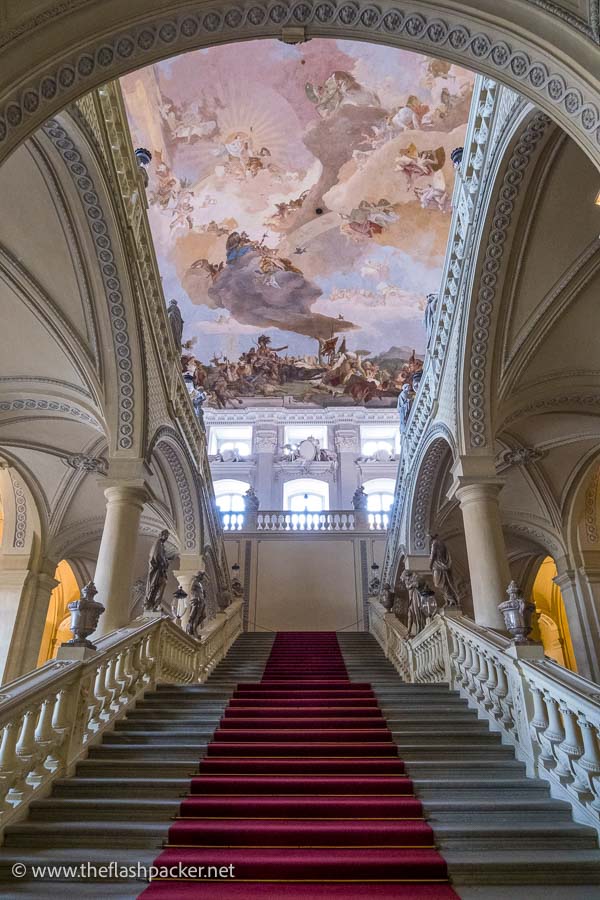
38,113,146,456
149,428,204,556
457,108,555,453
405,430,455,554
564,449,600,563
1,3,600,171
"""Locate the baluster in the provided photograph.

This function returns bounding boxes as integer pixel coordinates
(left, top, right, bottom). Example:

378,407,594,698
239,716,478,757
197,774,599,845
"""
16,707,39,788
554,704,584,783
576,718,600,804
0,716,25,805
454,637,468,686
539,694,565,767
34,697,57,775
483,657,497,710
491,661,508,721
473,651,487,702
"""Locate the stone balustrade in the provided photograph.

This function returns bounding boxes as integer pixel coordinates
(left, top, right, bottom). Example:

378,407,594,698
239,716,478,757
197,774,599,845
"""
0,599,243,836
221,509,389,532
369,599,600,836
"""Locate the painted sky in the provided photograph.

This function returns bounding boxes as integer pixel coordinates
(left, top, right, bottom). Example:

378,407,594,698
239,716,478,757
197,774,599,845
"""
121,39,473,370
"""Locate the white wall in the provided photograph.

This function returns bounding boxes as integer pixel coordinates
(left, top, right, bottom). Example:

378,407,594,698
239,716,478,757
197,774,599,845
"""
225,532,386,632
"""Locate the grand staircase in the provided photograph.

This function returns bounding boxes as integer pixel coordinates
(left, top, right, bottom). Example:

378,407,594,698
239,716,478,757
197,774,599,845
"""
1,631,600,898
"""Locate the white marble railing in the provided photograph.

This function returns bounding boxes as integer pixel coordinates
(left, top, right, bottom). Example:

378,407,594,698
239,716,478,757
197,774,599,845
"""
222,510,388,532
369,599,600,836
0,600,243,835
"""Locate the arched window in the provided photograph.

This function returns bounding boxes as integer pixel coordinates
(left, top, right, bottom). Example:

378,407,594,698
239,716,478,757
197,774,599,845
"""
363,478,396,528
283,478,330,513
213,479,251,530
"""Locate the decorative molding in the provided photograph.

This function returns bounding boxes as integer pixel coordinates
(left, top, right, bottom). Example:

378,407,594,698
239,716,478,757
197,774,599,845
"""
253,430,278,453
496,446,544,471
409,438,449,552
156,440,198,552
584,465,600,544
502,393,600,426
0,397,101,428
62,454,108,474
467,112,551,448
205,407,397,425
41,118,135,450
9,472,27,549
335,429,360,453
1,2,600,163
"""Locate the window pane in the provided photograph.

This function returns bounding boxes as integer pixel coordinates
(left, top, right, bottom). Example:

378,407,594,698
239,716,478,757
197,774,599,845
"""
289,493,324,512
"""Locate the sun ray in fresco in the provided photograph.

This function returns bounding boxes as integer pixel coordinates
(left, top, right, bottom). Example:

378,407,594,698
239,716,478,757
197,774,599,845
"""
121,39,474,408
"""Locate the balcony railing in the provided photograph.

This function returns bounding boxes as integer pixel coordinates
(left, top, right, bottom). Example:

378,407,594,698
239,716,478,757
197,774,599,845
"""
221,510,389,532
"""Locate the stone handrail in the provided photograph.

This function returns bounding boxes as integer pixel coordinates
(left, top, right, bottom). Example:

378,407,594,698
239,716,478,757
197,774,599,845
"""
0,600,243,835
369,599,600,836
222,510,389,532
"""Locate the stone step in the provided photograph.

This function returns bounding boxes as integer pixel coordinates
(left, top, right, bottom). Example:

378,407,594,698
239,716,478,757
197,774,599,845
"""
51,777,189,798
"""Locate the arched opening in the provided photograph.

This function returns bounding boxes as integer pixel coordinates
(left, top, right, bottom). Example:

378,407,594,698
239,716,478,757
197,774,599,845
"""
36,560,79,665
530,556,577,672
283,478,330,513
213,478,251,530
363,477,396,529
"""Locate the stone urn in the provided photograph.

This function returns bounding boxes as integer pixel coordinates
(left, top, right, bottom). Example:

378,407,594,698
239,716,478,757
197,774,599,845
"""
62,582,105,650
498,581,536,644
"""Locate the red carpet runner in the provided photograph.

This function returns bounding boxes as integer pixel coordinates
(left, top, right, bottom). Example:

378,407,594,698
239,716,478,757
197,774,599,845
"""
141,632,458,898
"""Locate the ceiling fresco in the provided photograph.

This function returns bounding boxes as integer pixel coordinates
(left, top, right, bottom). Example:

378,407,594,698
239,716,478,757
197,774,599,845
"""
121,39,474,407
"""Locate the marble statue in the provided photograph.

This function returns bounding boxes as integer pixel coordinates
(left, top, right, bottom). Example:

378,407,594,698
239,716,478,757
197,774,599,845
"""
167,298,184,348
144,530,170,611
244,486,260,513
429,533,460,607
424,292,438,345
397,383,414,434
231,576,244,599
402,570,426,636
192,388,207,425
352,484,368,511
186,571,206,637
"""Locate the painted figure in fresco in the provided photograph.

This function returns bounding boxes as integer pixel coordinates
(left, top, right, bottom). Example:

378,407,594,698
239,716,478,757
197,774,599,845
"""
144,530,170,612
397,383,415,433
394,144,446,190
170,185,195,230
429,534,460,608
389,95,431,132
186,571,207,637
150,153,178,210
305,71,380,118
414,170,451,213
225,231,257,264
342,199,398,240
167,298,184,348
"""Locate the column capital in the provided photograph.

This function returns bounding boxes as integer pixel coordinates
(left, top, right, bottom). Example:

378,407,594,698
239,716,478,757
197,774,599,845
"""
102,481,150,507
453,477,505,506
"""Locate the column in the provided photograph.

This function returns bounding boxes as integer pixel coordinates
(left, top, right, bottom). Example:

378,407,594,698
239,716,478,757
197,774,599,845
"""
454,478,510,631
94,483,148,636
0,559,58,683
335,427,360,509
253,428,277,509
554,560,600,682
